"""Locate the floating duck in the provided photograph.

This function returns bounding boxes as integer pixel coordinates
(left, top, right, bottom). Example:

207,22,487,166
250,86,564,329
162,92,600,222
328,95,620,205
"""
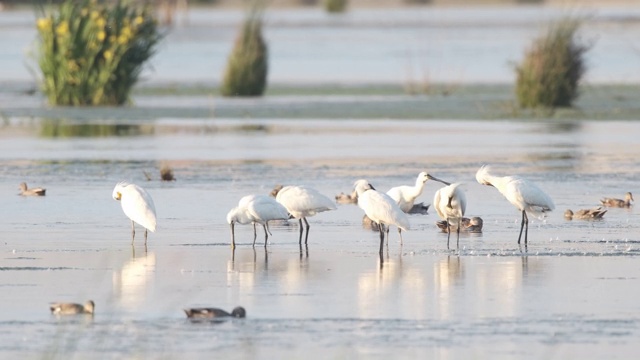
600,192,633,208
564,207,607,220
184,306,246,319
19,182,46,196
50,300,94,315
436,217,483,233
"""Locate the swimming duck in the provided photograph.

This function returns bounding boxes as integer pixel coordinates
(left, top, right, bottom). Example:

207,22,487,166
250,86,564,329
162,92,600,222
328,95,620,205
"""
564,207,607,220
19,182,46,196
50,300,94,315
436,217,483,233
600,192,633,208
335,190,358,204
184,306,246,319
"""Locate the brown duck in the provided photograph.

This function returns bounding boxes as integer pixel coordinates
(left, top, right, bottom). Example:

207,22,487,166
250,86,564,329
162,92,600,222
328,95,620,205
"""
50,300,94,315
564,207,607,220
19,182,46,196
436,217,483,233
600,192,633,208
184,306,246,319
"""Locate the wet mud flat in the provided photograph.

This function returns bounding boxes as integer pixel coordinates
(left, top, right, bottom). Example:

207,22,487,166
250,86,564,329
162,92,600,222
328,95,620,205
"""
1,118,639,358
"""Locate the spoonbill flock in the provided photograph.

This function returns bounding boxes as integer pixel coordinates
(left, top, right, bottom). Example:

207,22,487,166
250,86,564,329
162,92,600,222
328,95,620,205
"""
68,164,629,252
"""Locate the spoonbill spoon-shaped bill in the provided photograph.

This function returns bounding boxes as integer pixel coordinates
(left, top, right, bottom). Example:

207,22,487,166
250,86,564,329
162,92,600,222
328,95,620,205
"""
475,165,554,245
386,171,450,213
226,194,290,248
19,182,46,196
184,306,246,319
564,207,607,220
50,300,95,315
112,182,157,244
272,185,337,245
433,183,467,249
600,192,634,208
354,179,410,254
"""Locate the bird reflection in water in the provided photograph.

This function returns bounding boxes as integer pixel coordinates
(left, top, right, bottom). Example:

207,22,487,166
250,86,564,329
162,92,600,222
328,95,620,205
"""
113,252,156,309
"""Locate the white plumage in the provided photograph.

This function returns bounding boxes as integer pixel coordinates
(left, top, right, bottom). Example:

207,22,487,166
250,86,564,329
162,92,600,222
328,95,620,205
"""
227,194,290,247
354,179,410,254
433,183,467,249
476,165,554,245
112,182,157,244
386,171,449,213
273,185,336,245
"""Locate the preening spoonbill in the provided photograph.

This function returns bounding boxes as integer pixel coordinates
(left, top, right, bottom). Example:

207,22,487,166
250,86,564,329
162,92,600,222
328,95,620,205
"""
19,182,46,196
112,182,157,244
564,207,607,220
272,185,336,245
433,183,467,249
184,306,246,319
600,192,633,208
353,179,410,254
386,171,450,213
475,165,554,245
50,300,95,315
226,194,290,248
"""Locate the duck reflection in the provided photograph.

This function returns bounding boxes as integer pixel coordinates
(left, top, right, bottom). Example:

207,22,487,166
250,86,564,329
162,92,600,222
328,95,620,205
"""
112,252,156,309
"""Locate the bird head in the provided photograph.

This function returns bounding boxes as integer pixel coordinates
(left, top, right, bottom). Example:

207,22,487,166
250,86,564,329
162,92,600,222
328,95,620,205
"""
353,179,374,195
231,306,246,318
112,182,128,201
270,185,284,198
475,165,493,186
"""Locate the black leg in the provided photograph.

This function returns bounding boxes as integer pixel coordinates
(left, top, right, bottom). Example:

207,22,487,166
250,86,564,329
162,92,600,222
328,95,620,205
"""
265,221,273,236
398,228,403,246
378,224,385,255
524,211,529,245
517,210,526,244
456,218,461,249
230,223,236,249
446,221,451,250
144,229,148,245
263,224,269,247
131,221,136,244
298,219,304,245
303,217,310,245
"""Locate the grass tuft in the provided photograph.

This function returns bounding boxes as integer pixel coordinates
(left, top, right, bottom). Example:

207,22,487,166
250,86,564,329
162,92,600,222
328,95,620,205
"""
515,17,590,109
34,0,162,106
220,2,268,97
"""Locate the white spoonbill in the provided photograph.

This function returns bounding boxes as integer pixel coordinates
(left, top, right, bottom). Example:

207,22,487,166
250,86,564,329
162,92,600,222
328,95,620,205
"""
354,179,410,254
272,185,336,245
433,183,467,249
387,171,450,213
112,182,157,245
475,165,554,245
227,194,290,248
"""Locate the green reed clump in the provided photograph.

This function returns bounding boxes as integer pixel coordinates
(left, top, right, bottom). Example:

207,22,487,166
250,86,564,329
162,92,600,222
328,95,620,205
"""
220,7,268,97
323,0,348,13
35,0,162,106
515,18,589,108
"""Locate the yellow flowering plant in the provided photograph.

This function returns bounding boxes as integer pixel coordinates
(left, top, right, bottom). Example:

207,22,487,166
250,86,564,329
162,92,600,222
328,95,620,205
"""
35,0,163,106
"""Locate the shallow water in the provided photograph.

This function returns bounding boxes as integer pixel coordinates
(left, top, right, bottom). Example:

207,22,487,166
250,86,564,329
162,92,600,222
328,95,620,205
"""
2,5,640,84
1,118,639,358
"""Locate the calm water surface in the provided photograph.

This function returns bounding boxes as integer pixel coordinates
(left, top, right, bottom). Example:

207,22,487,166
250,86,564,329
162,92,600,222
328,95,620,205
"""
0,119,639,358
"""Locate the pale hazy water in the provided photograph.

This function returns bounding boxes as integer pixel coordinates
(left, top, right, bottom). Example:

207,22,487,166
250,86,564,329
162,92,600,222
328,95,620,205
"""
0,119,639,358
